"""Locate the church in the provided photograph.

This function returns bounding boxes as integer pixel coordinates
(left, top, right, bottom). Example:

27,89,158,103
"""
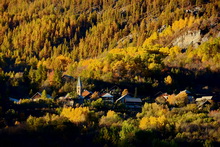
77,77,93,99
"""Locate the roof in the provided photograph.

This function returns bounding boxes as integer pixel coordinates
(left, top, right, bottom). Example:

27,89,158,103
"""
31,92,52,99
197,100,211,108
31,92,41,99
116,94,132,103
125,97,142,103
180,90,191,94
161,93,169,99
78,95,84,99
154,91,163,97
82,90,92,98
196,96,213,102
59,96,65,100
101,93,114,98
62,75,74,81
155,91,170,98
62,75,73,78
155,92,169,100
77,77,82,87
196,98,204,101
9,97,19,103
109,85,120,91
202,96,213,100
116,94,142,103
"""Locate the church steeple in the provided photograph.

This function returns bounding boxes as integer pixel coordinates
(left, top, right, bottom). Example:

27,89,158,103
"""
77,77,82,96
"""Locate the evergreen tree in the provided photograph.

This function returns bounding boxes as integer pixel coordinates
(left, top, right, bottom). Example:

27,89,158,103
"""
51,91,57,99
41,90,47,99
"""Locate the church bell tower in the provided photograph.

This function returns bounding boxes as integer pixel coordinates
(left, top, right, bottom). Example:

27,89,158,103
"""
77,77,82,96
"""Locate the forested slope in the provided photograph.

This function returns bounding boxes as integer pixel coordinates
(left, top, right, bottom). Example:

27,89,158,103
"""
0,0,220,99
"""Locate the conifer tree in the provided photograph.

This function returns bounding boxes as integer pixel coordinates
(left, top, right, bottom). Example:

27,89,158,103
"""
41,89,47,99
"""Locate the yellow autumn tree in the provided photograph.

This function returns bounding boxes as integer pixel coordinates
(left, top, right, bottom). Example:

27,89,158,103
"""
121,89,129,96
169,46,181,56
159,26,173,37
159,47,170,55
167,92,188,107
167,94,176,106
139,115,167,130
172,18,186,32
164,75,173,85
139,117,150,130
91,91,99,100
143,32,158,47
61,107,90,124
175,92,188,107
137,103,169,118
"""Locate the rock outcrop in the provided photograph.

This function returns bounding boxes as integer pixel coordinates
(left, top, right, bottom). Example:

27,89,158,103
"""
172,30,201,48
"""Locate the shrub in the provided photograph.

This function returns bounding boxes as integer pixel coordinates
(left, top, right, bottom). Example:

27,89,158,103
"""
119,120,138,140
26,113,70,131
137,103,168,118
95,126,120,146
99,110,122,126
91,98,104,110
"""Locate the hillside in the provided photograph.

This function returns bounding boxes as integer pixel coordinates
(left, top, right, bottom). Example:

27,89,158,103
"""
1,1,220,146
0,0,220,99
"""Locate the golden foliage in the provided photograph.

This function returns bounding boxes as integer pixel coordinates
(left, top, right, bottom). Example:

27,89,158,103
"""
167,92,188,107
159,26,173,37
167,94,176,106
137,103,169,118
61,107,90,124
148,62,161,70
139,115,167,130
143,32,158,47
164,75,172,85
121,89,128,96
159,47,170,55
175,92,189,107
91,91,99,99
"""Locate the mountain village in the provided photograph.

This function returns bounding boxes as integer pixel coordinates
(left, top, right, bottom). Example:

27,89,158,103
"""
8,76,220,111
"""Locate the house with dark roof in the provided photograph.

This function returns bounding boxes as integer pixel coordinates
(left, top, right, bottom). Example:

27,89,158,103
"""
109,85,122,96
58,93,84,106
31,92,51,101
195,96,213,108
62,75,74,82
115,94,142,109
